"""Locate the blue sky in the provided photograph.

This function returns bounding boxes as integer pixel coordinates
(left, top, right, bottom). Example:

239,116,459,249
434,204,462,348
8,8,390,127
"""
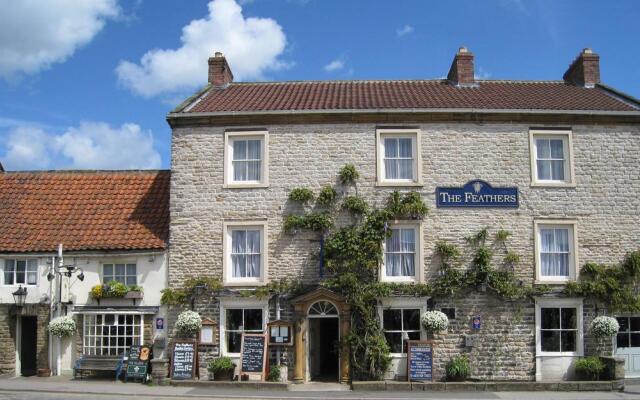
1,0,638,171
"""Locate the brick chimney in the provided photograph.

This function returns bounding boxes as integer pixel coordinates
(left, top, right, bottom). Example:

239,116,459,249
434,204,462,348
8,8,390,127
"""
447,47,475,86
208,52,234,87
563,48,600,87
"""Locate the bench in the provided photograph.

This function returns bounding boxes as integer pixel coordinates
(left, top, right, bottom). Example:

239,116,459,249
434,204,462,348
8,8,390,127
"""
74,356,124,380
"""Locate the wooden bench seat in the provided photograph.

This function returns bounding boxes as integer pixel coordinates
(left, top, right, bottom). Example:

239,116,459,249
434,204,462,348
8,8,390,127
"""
74,356,124,380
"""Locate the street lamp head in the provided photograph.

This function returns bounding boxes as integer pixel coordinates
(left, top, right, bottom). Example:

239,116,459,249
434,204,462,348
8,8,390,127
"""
12,285,28,307
47,272,55,282
77,272,85,282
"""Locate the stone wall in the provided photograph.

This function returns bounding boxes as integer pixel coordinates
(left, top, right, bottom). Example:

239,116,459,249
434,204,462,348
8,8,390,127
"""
0,304,50,376
0,305,16,375
169,122,640,380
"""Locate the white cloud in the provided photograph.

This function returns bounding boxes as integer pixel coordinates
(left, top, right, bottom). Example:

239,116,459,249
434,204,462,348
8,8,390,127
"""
396,25,414,37
324,59,345,72
116,0,289,97
0,0,119,80
1,122,161,170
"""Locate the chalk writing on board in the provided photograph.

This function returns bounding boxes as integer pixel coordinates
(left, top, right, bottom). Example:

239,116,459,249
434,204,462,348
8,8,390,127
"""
407,341,433,382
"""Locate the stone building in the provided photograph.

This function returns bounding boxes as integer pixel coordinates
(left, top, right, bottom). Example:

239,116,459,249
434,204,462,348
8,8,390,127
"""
166,47,640,383
0,170,169,376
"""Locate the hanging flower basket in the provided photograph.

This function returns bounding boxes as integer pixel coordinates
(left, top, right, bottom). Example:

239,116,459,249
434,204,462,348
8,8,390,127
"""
421,311,449,334
176,310,202,336
48,316,76,338
590,316,620,338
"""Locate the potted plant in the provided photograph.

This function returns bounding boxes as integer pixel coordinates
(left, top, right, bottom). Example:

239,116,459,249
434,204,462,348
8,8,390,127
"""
48,316,76,338
175,310,202,337
125,285,144,300
575,356,605,381
445,355,471,381
421,310,449,337
590,315,620,356
208,357,235,381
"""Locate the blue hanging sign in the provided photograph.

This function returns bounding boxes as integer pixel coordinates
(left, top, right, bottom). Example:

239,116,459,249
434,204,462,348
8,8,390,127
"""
472,315,481,330
436,180,518,208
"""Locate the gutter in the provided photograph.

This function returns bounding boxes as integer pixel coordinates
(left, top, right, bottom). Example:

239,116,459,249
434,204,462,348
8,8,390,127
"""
0,249,166,258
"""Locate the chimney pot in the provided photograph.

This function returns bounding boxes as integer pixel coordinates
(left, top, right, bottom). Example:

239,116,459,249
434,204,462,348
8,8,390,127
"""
447,47,475,86
208,51,234,87
563,48,600,87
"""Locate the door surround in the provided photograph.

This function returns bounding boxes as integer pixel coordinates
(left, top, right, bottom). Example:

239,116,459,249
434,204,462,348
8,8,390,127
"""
291,287,350,383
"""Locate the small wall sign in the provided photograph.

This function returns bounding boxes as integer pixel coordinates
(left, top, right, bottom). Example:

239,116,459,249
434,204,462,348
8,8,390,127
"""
199,318,217,345
472,315,481,330
155,317,164,330
436,180,518,208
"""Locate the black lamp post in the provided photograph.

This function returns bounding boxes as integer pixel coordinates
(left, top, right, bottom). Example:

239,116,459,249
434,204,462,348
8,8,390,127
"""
12,285,27,307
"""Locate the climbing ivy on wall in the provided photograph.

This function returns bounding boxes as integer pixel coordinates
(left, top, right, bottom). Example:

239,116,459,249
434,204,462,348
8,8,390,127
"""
565,251,640,312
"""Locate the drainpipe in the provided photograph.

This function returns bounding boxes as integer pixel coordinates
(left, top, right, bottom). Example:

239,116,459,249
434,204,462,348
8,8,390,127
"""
275,295,281,366
48,256,55,376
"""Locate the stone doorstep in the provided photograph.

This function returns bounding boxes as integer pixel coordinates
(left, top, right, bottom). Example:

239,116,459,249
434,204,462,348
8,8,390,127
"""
351,380,623,392
169,380,288,390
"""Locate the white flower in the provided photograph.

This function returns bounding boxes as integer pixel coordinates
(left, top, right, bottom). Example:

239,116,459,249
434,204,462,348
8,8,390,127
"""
48,316,76,338
176,310,202,335
590,316,619,338
421,311,449,333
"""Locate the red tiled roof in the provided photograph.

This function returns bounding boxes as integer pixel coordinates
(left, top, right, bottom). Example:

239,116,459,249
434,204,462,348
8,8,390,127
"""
0,171,169,253
182,80,640,114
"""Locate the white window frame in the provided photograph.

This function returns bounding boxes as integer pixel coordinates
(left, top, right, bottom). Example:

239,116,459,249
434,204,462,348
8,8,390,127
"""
534,220,578,283
1,258,38,286
224,131,269,188
380,221,424,283
223,221,268,286
376,128,422,186
529,129,575,187
535,297,583,357
102,262,137,286
82,312,144,356
377,297,427,358
219,298,268,357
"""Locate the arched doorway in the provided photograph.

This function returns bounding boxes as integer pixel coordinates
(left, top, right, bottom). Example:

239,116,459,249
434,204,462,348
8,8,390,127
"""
307,301,339,381
291,287,351,383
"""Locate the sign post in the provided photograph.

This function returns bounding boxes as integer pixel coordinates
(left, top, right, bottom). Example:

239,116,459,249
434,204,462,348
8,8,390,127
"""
407,340,433,382
171,340,198,380
240,333,267,381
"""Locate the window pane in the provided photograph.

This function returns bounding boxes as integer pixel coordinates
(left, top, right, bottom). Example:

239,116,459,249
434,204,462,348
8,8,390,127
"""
126,276,136,286
541,330,560,352
551,160,565,180
550,139,564,158
630,317,640,331
232,230,246,253
618,317,629,332
536,139,550,158
231,255,246,277
631,333,640,347
4,259,15,285
541,308,560,329
384,332,403,353
233,161,247,181
247,140,261,159
561,308,576,329
126,264,136,276
247,161,261,181
397,160,413,179
233,140,247,160
384,159,398,180
383,309,402,331
244,309,263,331
15,260,26,284
115,264,125,276
403,309,420,330
27,270,37,285
103,264,113,280
561,331,576,352
537,160,551,180
617,333,629,348
398,138,412,158
384,138,398,158
227,332,242,353
227,309,243,330
386,230,401,252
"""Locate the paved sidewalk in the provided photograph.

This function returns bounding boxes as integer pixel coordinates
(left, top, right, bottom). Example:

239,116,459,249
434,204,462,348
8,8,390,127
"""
1,376,640,400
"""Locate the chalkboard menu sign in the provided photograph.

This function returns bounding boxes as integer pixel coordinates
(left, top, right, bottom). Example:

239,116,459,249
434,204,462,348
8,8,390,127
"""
171,341,197,380
128,345,141,360
407,340,433,382
240,334,267,378
126,360,148,380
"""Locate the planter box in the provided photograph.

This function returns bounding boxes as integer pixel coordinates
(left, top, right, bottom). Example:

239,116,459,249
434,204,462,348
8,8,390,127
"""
125,291,144,300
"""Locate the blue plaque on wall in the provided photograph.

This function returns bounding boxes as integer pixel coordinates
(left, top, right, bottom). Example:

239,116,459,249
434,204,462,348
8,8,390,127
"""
436,180,518,208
